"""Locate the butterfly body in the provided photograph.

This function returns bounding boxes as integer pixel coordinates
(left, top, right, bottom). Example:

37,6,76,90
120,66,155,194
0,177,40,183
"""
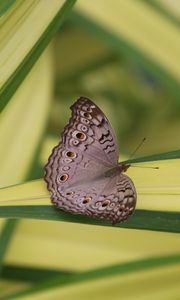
44,97,136,224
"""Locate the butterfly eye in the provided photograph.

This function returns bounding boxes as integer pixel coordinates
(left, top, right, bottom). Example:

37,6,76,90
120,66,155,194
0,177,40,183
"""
60,174,68,182
102,199,110,207
66,151,76,158
83,197,92,204
76,132,86,141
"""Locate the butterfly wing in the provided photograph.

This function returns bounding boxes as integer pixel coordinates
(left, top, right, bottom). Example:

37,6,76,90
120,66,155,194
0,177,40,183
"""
67,97,119,165
51,173,136,224
44,97,136,224
45,97,119,197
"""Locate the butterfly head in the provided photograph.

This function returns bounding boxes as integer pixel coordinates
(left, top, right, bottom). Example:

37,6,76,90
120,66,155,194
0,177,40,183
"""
118,163,131,173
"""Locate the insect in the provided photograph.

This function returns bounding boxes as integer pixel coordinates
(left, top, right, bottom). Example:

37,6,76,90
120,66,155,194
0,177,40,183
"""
44,97,136,224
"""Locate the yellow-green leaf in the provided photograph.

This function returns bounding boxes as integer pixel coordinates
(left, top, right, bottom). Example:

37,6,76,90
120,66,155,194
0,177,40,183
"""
0,48,53,186
74,0,180,98
0,0,76,111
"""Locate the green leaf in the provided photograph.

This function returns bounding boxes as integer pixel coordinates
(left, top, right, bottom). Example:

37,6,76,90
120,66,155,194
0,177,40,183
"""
123,149,180,164
145,0,180,26
0,220,18,272
0,206,179,233
2,254,180,299
0,0,16,16
0,49,53,186
0,0,77,112
1,264,73,283
72,0,180,100
0,46,54,275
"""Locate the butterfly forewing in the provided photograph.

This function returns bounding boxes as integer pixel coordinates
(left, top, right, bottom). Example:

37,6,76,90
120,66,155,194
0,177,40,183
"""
63,97,119,165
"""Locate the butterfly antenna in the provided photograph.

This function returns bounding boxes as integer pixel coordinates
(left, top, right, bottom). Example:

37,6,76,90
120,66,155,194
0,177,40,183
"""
129,137,146,160
128,138,159,169
131,165,159,170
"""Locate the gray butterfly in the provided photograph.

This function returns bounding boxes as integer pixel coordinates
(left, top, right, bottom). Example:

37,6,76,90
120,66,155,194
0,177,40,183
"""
44,97,136,224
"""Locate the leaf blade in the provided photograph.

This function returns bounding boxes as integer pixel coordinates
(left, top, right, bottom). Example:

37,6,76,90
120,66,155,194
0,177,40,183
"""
0,206,179,233
0,0,16,16
0,0,76,112
2,254,180,299
0,219,18,273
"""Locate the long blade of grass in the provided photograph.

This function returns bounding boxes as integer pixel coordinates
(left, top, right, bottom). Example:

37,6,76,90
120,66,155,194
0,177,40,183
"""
123,149,180,164
1,254,180,299
1,265,73,283
0,219,18,273
0,206,179,233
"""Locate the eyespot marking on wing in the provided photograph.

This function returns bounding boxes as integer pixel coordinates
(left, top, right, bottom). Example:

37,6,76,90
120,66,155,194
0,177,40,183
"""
102,199,111,207
75,131,86,141
59,174,68,182
66,151,76,158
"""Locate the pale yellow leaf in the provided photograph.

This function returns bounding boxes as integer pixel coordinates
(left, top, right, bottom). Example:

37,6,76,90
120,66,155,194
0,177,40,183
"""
0,47,53,186
76,0,180,79
0,0,65,87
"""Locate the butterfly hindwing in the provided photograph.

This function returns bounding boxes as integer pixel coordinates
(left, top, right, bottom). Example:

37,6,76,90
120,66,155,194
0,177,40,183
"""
49,172,136,224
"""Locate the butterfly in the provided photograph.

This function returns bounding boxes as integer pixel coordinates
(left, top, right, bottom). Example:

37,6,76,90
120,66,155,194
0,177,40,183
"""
44,97,136,225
